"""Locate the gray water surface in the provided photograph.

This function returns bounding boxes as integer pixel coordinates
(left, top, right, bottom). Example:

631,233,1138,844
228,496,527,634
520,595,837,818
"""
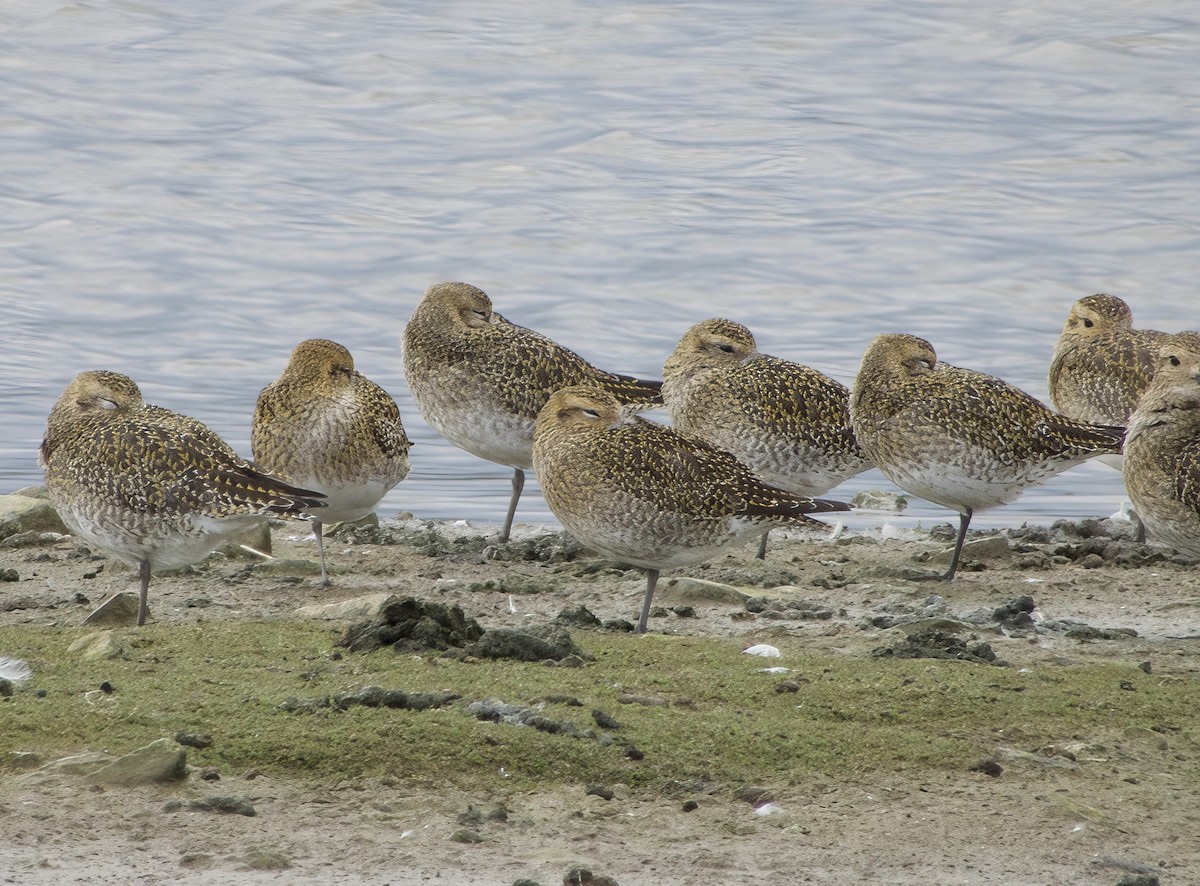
3,0,1198,534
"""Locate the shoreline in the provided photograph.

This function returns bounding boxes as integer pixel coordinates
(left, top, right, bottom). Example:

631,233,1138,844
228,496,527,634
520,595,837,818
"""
2,507,1198,885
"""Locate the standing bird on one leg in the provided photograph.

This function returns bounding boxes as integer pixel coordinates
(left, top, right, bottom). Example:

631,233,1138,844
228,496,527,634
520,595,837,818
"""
1123,332,1200,559
849,334,1124,581
40,371,325,626
662,318,871,559
252,339,411,586
402,282,663,542
532,385,850,633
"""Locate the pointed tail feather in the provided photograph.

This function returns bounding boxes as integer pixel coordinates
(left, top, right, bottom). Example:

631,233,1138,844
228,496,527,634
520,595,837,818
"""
599,372,664,408
1046,418,1126,455
219,464,327,516
744,495,851,524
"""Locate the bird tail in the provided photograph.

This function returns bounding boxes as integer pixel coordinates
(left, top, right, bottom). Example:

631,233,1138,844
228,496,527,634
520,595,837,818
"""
219,465,327,517
1046,418,1126,455
745,495,851,524
598,372,664,409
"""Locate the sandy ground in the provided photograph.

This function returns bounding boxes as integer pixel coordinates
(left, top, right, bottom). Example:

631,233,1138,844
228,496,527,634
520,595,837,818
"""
2,513,1199,886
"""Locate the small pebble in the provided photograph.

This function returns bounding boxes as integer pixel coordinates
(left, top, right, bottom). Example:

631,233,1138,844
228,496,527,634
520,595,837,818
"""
968,759,1003,778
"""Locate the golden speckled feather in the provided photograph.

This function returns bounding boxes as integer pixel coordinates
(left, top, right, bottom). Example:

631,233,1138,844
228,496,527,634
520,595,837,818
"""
1049,293,1176,426
403,281,663,542
533,385,849,632
850,334,1122,581
1124,331,1200,557
40,370,324,625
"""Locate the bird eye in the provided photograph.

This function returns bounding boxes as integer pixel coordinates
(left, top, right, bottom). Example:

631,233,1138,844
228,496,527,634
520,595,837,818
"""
717,343,736,354
581,408,601,419
98,398,120,410
1169,355,1181,366
1082,318,1094,328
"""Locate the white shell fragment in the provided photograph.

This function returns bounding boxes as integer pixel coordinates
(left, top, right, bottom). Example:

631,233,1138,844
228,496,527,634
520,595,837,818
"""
742,644,781,658
0,657,33,683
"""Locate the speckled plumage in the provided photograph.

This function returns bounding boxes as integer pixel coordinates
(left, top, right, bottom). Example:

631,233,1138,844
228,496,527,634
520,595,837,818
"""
532,385,850,632
39,371,324,625
252,339,411,585
850,334,1124,580
1049,293,1174,428
1123,332,1200,558
403,282,663,541
662,318,871,557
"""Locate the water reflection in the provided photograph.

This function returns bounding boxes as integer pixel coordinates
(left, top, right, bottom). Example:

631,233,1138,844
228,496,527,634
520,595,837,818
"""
3,0,1197,535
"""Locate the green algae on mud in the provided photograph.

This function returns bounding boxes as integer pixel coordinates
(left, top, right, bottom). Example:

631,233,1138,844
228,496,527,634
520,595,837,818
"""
1,622,1196,795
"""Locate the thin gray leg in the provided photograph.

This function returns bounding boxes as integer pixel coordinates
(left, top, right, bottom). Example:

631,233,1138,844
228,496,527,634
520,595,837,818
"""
136,559,151,626
501,468,524,543
941,509,973,581
314,519,330,587
636,568,660,634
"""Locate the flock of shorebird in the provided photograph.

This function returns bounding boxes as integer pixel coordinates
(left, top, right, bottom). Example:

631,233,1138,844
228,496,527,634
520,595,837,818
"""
38,284,1200,631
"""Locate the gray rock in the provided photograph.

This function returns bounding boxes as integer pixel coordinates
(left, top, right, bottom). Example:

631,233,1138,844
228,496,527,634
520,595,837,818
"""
932,535,1011,564
242,848,291,871
254,557,322,576
174,731,214,749
850,489,908,512
37,750,119,776
338,596,485,653
564,868,620,885
897,617,988,637
1,530,71,548
163,796,256,816
90,738,187,785
215,519,273,559
659,577,749,604
467,625,583,662
993,595,1037,628
67,629,129,660
0,494,68,541
81,593,141,628
295,593,394,621
11,485,52,500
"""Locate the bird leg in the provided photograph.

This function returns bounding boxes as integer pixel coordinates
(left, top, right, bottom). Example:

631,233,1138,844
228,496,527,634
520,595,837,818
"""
500,467,525,543
941,508,973,581
136,559,151,627
636,568,660,634
756,530,770,560
313,519,330,587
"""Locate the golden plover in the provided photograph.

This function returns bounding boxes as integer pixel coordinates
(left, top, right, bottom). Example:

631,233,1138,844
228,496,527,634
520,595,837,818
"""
252,339,411,585
662,318,871,558
1123,331,1200,559
532,385,850,632
403,281,663,542
850,334,1124,580
1049,293,1174,427
40,371,325,625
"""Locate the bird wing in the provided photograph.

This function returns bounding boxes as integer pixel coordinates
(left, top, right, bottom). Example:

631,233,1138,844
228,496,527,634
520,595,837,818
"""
606,419,847,522
1174,437,1200,520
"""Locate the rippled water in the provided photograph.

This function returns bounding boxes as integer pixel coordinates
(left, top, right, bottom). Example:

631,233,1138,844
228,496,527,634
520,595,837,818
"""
3,0,1198,534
